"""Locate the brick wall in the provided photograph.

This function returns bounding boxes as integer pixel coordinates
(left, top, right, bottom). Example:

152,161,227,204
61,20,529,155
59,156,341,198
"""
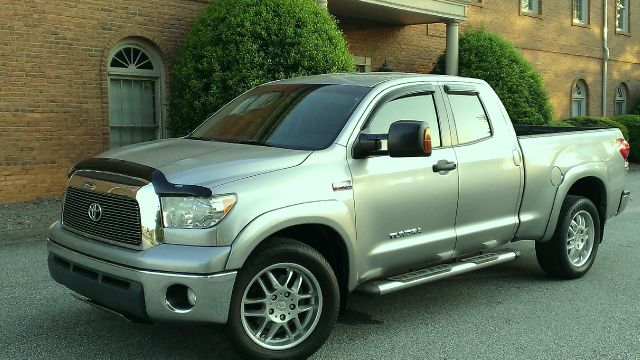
1,1,639,203
466,0,640,119
339,17,446,74
340,0,640,120
0,0,209,203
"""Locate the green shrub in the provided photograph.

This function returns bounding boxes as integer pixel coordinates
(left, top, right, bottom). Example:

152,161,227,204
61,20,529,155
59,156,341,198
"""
563,116,629,139
432,28,553,125
613,115,640,162
630,99,640,115
168,0,355,136
549,121,576,127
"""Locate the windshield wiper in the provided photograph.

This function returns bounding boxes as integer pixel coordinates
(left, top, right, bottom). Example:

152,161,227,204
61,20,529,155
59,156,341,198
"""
218,139,275,148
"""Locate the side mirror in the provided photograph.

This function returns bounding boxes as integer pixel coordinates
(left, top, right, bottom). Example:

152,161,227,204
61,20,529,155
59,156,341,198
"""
388,121,432,157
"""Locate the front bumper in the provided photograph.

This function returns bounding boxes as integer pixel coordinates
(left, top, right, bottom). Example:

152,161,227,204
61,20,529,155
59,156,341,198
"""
48,240,236,324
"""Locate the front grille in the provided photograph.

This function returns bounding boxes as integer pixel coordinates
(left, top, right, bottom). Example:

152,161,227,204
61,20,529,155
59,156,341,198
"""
62,187,142,246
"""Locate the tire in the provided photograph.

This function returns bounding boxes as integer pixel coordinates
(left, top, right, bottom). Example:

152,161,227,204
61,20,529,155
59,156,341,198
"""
226,238,340,360
536,195,601,279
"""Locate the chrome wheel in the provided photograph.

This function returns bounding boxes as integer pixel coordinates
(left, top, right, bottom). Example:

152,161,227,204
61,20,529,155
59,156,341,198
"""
566,210,595,267
240,263,323,351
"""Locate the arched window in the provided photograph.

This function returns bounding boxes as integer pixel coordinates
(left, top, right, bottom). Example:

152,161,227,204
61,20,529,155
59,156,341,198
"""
108,40,163,148
615,83,628,116
571,80,588,117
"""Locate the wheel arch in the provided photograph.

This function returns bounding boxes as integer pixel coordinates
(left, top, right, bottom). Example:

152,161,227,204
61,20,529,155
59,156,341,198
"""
225,201,358,292
542,164,609,242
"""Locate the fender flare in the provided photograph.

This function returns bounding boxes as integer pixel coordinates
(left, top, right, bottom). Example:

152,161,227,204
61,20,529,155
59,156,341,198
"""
225,200,358,290
541,162,609,242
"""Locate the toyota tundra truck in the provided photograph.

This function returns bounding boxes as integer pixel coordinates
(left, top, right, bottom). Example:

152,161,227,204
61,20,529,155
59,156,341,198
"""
48,73,631,359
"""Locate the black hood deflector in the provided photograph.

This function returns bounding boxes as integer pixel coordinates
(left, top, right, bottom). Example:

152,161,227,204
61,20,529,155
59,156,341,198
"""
70,157,213,197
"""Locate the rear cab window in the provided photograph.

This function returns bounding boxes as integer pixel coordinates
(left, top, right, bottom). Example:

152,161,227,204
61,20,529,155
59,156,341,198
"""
445,85,492,144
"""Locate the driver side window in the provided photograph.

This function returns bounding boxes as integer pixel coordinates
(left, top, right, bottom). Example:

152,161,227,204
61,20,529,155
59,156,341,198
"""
364,93,441,147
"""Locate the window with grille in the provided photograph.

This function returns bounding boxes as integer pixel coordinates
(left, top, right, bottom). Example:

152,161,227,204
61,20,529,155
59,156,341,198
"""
616,0,629,32
521,0,541,15
571,80,588,116
615,84,628,116
108,43,163,148
573,0,589,24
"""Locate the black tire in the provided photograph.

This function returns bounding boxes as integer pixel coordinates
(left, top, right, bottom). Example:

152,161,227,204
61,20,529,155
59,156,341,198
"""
536,195,601,279
226,238,340,360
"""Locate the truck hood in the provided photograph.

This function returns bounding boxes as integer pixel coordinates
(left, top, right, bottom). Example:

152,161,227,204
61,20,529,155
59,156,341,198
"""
98,138,312,188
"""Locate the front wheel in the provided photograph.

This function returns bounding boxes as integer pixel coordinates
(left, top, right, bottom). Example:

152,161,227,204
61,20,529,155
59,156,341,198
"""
536,195,601,279
226,238,339,360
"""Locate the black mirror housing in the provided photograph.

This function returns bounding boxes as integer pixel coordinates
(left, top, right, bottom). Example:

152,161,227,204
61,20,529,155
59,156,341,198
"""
353,133,384,159
388,121,432,158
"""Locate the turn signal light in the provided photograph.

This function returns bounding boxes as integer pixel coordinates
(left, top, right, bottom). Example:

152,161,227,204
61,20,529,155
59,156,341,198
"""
423,128,432,155
617,138,630,161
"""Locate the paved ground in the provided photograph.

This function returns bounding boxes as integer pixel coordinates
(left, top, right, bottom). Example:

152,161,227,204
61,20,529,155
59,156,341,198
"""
1,169,638,359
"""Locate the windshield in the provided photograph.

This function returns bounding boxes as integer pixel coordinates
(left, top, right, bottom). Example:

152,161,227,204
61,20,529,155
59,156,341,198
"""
188,83,370,150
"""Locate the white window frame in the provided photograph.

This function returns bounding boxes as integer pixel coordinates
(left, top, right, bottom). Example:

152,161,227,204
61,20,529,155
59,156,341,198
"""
571,80,588,117
107,39,165,148
521,0,541,15
615,83,628,116
616,0,630,33
573,0,589,25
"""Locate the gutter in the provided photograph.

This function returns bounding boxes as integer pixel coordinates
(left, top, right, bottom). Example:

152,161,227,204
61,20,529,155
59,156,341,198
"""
602,0,610,117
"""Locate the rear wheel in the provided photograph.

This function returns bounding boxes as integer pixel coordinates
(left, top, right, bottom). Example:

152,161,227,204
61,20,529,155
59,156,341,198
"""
226,238,339,360
536,195,601,279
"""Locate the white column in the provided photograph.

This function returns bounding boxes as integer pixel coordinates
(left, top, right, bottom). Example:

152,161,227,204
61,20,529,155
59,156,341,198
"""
445,21,460,76
317,0,328,9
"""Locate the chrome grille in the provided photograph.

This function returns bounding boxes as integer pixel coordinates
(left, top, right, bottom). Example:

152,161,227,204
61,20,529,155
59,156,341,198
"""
62,187,142,246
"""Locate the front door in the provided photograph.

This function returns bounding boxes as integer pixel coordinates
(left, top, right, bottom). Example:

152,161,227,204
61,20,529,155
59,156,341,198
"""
348,86,459,281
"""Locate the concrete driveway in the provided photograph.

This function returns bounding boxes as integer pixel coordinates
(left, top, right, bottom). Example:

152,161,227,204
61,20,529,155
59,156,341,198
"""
1,168,638,359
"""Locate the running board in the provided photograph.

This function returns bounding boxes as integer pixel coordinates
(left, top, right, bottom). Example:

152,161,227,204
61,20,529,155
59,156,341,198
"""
356,249,520,296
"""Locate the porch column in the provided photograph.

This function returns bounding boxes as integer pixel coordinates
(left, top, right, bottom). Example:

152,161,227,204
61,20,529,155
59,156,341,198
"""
317,0,328,8
445,21,460,76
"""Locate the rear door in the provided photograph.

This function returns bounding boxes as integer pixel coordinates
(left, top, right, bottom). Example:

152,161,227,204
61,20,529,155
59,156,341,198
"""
442,83,523,256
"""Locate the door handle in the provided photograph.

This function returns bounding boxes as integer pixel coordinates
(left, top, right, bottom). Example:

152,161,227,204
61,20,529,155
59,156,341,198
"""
432,160,457,173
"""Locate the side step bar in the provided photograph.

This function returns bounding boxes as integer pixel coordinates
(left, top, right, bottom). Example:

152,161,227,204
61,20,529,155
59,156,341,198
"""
356,249,520,296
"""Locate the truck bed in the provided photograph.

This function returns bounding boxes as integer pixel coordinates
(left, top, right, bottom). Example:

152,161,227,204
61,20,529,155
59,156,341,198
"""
514,126,626,241
514,125,608,137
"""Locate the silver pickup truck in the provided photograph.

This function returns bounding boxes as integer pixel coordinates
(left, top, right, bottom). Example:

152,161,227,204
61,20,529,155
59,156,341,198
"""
48,73,631,360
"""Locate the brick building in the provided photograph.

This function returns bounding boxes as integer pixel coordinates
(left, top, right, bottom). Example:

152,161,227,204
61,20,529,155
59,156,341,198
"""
1,0,638,203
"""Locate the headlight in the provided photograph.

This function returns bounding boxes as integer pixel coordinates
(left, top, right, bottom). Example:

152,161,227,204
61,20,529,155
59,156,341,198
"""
161,194,237,229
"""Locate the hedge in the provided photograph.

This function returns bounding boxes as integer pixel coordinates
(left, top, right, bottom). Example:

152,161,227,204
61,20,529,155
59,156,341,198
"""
168,0,355,137
563,116,629,140
432,28,554,125
549,121,576,127
613,115,640,162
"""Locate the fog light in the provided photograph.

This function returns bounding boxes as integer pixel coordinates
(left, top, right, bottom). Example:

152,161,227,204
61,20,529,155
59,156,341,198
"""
165,284,196,313
187,288,197,306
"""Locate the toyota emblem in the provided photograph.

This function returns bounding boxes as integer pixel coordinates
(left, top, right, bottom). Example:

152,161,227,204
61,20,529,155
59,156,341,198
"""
88,203,102,222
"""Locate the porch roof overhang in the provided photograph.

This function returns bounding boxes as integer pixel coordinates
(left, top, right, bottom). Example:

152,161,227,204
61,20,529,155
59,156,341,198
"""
329,0,469,25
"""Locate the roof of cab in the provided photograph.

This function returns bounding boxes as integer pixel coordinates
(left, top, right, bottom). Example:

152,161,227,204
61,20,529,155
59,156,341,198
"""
270,72,485,88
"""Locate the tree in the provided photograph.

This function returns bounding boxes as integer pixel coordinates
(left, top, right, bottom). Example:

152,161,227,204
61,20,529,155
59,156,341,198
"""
168,0,355,136
432,28,554,125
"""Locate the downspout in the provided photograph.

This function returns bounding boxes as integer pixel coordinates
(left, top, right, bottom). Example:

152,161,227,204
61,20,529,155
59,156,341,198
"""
602,0,610,116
